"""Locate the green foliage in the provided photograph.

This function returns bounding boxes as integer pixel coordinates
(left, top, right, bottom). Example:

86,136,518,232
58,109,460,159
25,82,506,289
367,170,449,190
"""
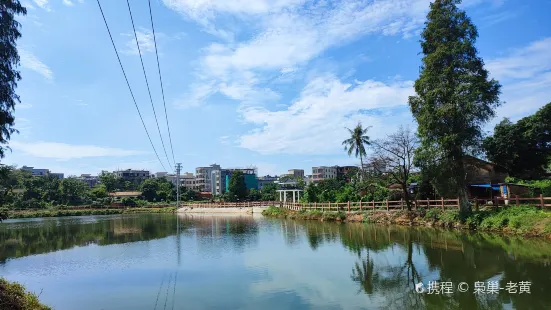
505,177,551,197
260,183,279,201
483,103,551,179
261,206,287,217
408,0,501,213
342,121,371,169
228,170,247,201
139,178,175,202
0,0,27,158
474,206,551,235
247,188,261,201
59,177,90,205
0,277,51,310
89,184,108,200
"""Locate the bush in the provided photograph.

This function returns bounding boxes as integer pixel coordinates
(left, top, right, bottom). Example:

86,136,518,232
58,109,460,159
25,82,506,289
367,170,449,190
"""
0,277,51,309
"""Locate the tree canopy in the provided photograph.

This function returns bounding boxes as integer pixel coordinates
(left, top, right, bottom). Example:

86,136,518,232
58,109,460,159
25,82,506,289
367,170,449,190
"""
342,122,371,170
408,0,501,212
483,103,551,179
228,170,248,201
0,0,27,158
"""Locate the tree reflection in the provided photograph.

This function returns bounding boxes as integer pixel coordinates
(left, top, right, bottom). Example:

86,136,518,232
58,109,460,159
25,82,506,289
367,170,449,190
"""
339,223,551,309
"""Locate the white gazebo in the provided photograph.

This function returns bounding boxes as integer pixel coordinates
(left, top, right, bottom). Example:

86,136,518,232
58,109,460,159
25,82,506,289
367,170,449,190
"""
277,189,303,203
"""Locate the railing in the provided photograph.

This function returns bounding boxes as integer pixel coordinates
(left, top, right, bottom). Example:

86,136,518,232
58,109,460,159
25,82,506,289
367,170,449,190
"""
281,199,459,211
279,195,551,212
181,201,280,208
471,194,551,210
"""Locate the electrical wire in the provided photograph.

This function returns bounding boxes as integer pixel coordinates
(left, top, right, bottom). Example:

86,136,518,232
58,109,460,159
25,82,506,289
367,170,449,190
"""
148,0,176,166
126,0,173,171
96,0,167,172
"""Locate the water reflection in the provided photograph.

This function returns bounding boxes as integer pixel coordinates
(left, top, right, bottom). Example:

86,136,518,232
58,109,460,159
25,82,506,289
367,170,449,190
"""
1,215,550,309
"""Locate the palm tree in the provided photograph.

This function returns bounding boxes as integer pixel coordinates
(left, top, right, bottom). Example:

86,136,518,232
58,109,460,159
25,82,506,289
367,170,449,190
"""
342,122,371,170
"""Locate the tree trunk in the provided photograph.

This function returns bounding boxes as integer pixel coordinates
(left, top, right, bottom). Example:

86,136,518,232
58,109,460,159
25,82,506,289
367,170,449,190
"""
402,183,412,211
458,183,471,214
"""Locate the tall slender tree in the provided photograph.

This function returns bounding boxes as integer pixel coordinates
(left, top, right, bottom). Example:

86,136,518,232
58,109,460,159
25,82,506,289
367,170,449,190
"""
342,122,371,171
408,0,501,213
0,0,26,158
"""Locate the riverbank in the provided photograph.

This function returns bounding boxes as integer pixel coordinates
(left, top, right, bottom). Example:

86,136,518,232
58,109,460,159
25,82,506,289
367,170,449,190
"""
0,277,51,309
262,205,551,239
6,207,176,219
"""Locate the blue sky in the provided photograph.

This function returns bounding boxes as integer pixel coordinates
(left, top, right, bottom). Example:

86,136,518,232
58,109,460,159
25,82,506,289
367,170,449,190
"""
5,0,551,177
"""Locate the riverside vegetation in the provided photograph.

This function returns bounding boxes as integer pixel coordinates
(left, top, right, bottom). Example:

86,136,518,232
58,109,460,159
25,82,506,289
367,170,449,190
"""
0,277,51,310
262,205,551,239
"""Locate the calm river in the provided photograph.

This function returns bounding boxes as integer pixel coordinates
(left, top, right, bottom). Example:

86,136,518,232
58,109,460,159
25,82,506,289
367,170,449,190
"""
1,214,550,309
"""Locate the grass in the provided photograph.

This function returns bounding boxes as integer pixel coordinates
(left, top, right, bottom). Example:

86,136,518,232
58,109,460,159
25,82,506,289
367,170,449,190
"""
262,205,551,238
0,277,51,310
7,207,176,219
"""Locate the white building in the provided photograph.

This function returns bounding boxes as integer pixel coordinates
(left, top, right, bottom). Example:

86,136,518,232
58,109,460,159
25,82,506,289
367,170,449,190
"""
195,164,221,193
21,166,64,179
312,166,338,182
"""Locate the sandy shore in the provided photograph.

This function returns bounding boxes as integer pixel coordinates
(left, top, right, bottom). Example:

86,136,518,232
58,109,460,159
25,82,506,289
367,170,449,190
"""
177,207,269,214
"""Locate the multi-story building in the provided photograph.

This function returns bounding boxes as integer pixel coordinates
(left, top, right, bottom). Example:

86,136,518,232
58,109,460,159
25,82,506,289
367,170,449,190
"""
312,166,338,182
287,169,305,179
222,168,258,193
337,165,357,182
76,174,99,187
182,172,200,191
258,175,279,190
115,169,150,183
21,166,64,179
195,164,221,193
21,166,50,176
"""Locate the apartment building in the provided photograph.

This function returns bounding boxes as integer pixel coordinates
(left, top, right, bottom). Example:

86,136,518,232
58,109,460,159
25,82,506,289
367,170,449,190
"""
76,174,99,187
182,172,200,191
114,169,150,183
21,166,64,179
312,166,338,182
195,164,221,193
222,168,258,193
258,175,279,190
337,165,357,182
287,169,305,179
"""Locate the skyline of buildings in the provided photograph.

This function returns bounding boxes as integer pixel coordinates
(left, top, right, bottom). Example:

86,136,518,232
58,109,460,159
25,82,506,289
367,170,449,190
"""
17,164,361,191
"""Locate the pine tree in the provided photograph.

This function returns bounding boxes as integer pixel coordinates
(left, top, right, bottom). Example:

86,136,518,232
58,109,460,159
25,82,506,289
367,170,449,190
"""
408,0,501,213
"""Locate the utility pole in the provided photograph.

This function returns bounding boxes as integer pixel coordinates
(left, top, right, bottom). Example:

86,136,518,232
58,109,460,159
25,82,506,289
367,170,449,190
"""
175,163,182,209
175,163,182,266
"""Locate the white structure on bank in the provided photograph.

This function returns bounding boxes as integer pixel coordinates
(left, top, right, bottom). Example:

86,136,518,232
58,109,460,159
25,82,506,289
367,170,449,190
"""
277,189,303,203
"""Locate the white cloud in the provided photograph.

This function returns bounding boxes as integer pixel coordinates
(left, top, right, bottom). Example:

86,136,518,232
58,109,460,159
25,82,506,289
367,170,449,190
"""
487,37,551,81
9,141,145,160
486,37,551,121
174,82,217,108
121,29,155,55
238,75,415,155
32,0,50,11
19,49,54,81
172,0,498,111
62,0,73,6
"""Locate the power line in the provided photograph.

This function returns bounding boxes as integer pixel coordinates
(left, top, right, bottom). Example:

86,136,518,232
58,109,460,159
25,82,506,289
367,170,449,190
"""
95,0,167,172
148,0,176,166
126,0,173,171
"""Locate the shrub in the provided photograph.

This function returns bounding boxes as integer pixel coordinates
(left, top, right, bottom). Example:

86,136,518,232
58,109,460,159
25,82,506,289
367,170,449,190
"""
0,277,51,309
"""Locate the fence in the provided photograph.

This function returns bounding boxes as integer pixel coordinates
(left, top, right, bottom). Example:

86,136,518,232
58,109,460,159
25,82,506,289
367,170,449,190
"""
181,201,280,208
280,195,551,212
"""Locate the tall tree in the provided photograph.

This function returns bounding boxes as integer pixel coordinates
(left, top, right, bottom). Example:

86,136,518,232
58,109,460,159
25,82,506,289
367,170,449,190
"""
0,1,26,158
369,126,418,210
342,122,371,171
408,0,501,213
228,170,247,201
483,103,551,179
